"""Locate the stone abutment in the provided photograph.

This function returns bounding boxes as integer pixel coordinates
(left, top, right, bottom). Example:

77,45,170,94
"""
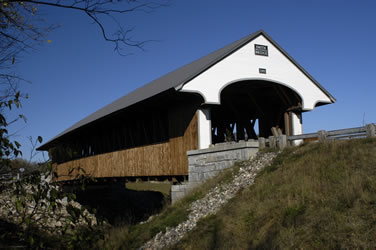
171,140,259,203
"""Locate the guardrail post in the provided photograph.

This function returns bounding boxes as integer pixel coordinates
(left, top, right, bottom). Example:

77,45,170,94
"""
258,137,266,149
278,135,287,149
366,123,376,137
318,130,328,142
269,136,277,148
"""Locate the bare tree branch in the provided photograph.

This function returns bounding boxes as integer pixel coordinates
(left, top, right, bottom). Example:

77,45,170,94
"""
2,0,169,55
0,0,168,162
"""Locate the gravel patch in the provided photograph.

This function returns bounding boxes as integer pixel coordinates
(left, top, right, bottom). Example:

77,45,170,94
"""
140,152,278,250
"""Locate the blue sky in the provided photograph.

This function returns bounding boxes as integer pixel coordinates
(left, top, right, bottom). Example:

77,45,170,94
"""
10,0,376,161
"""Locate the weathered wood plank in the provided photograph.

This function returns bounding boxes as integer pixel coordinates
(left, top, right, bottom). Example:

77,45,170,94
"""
55,111,198,181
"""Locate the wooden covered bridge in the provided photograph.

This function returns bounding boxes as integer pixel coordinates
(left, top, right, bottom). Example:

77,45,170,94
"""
37,30,335,182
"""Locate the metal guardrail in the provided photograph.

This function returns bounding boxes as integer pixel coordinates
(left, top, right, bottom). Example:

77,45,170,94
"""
259,123,376,149
287,126,369,142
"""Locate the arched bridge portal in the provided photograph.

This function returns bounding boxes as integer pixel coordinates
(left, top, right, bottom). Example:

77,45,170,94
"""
210,80,302,144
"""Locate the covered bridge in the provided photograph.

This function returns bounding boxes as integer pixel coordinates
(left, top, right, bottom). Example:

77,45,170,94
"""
38,30,335,182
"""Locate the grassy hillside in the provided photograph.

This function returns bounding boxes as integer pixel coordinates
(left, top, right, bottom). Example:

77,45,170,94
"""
100,159,245,249
170,138,376,249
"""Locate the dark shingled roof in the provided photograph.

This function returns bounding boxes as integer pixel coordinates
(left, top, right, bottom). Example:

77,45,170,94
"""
38,30,335,150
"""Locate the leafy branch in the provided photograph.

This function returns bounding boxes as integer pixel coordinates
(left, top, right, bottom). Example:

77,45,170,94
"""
2,162,105,248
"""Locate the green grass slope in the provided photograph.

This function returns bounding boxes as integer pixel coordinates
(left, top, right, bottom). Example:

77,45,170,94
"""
171,138,376,249
100,159,245,249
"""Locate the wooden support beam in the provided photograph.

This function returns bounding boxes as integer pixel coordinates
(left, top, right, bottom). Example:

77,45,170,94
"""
286,103,303,112
271,127,283,136
284,112,291,136
211,126,217,144
271,127,278,136
258,116,271,138
245,119,258,140
284,112,295,136
217,122,225,142
236,120,246,141
278,128,283,136
225,123,235,141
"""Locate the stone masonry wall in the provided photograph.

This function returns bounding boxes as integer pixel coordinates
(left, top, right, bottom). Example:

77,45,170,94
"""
171,140,259,203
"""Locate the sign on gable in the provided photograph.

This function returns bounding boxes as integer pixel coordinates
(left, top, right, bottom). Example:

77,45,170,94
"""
255,44,268,56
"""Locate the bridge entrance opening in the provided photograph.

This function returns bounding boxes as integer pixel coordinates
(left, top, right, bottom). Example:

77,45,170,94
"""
210,80,302,144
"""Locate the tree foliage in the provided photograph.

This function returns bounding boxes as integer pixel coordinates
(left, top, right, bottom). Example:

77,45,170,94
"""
1,163,105,248
0,0,167,247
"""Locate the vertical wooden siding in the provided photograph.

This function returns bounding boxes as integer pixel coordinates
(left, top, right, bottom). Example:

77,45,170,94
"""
55,112,198,181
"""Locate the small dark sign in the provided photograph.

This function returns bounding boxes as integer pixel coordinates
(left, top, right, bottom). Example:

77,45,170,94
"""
255,44,268,56
259,68,267,74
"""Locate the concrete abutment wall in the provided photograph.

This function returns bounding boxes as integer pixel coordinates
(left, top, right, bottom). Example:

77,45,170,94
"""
171,140,259,203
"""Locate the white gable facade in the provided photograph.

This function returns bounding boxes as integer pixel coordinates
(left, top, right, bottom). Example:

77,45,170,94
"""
180,34,333,148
